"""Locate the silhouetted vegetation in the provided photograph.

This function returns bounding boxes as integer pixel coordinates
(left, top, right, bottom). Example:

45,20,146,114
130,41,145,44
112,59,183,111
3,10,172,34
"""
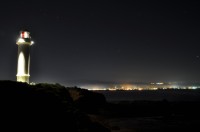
104,100,200,118
68,87,106,113
101,96,200,131
0,81,110,132
1,80,200,131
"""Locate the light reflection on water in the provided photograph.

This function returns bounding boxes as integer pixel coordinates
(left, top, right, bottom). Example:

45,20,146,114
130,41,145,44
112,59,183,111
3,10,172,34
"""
95,90,200,102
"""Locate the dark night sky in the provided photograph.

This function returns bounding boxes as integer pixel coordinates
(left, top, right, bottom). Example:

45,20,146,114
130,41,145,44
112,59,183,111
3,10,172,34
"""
0,1,200,86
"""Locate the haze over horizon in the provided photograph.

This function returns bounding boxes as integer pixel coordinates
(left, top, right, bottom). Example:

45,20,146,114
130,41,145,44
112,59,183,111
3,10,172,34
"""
1,1,200,86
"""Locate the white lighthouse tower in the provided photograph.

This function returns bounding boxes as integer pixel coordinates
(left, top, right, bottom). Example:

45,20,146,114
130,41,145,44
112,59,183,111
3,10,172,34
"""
16,30,34,83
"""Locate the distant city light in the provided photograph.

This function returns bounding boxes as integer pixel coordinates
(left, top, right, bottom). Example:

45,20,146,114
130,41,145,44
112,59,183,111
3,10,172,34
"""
81,82,200,91
188,86,198,89
156,82,164,85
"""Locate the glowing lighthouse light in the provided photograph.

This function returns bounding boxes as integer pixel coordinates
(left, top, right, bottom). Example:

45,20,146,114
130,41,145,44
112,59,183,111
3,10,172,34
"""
20,31,29,38
16,30,33,83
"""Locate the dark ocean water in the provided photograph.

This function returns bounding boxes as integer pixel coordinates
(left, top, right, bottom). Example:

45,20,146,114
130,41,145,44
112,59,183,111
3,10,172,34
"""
95,90,200,102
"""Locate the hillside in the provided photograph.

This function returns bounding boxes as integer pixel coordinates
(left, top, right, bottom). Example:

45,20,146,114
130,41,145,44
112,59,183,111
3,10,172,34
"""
1,81,200,132
0,81,109,132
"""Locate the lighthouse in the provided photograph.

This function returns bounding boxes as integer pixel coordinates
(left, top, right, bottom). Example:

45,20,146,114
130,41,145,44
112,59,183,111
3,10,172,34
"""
16,30,34,83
